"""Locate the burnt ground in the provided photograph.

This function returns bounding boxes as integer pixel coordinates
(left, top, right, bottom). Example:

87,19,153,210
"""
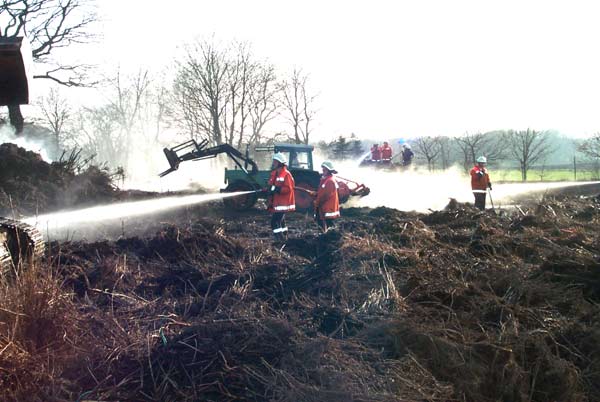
1,144,600,401
1,193,600,402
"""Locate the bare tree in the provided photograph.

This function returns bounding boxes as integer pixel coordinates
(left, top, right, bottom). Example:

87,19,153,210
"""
138,77,169,145
110,68,151,159
579,132,600,159
1,0,97,133
171,39,230,145
171,39,282,148
414,136,441,171
455,131,506,171
74,104,123,164
506,129,554,181
37,86,71,154
72,69,152,169
280,68,317,144
247,64,278,145
436,136,454,170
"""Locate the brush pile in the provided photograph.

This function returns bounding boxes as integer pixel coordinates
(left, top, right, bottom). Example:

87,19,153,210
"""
0,143,119,215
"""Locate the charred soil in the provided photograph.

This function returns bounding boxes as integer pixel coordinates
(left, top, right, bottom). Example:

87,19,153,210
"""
0,194,599,401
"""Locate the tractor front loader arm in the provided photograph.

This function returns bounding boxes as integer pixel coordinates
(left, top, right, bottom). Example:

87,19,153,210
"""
159,139,259,177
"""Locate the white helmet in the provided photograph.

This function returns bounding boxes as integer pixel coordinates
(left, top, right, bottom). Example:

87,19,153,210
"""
403,144,411,149
476,156,487,163
272,152,287,164
321,160,338,174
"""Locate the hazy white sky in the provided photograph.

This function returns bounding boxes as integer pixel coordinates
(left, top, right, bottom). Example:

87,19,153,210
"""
95,0,600,140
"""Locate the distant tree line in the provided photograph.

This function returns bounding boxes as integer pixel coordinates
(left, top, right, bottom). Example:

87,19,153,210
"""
316,133,365,161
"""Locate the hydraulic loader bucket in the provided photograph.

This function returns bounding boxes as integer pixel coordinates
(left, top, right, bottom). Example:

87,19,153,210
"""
159,147,181,177
0,37,31,106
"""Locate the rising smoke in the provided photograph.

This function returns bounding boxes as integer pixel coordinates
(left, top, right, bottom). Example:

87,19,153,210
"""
0,123,53,162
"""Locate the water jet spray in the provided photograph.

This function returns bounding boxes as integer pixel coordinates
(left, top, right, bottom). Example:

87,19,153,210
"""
23,191,258,237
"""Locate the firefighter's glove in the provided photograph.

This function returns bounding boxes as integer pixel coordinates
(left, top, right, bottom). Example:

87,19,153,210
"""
488,182,492,190
270,185,282,195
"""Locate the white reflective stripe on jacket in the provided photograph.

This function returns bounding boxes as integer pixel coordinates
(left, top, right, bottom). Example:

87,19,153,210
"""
274,205,295,211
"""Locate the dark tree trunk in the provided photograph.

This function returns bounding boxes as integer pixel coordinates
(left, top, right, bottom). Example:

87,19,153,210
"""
8,105,24,134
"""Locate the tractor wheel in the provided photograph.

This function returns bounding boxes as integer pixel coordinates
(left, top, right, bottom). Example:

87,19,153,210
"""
295,181,317,213
223,181,258,211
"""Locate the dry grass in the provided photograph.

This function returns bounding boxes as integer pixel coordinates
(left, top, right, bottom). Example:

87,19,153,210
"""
0,262,80,402
0,195,599,401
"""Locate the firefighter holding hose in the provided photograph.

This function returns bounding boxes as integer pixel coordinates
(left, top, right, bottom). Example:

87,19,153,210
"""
267,153,295,241
470,156,492,210
314,161,340,232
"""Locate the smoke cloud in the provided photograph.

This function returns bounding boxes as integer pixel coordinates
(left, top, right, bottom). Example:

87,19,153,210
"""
0,124,52,162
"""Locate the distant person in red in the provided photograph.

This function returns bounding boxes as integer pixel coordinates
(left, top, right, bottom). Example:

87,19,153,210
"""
470,156,492,210
380,141,393,163
370,143,381,161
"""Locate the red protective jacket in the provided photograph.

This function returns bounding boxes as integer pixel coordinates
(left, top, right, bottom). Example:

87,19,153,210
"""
314,175,340,219
380,144,393,160
371,146,381,161
470,165,490,191
268,166,295,213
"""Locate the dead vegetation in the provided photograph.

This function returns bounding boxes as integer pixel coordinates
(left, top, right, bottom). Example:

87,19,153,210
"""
0,192,598,401
1,144,600,401
0,144,119,216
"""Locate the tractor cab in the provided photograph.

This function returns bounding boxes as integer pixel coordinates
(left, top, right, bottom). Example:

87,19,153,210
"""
224,143,321,211
255,143,314,171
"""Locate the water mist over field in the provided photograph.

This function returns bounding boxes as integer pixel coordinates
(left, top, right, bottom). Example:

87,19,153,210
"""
327,160,599,212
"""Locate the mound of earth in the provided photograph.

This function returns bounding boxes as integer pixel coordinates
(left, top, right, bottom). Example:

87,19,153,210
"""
0,143,119,215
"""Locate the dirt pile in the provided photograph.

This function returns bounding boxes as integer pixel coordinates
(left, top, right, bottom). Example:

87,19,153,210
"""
1,193,600,401
0,143,119,215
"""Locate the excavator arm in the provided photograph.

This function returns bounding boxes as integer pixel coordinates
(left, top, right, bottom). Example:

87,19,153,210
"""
159,139,259,178
0,37,30,106
0,37,32,133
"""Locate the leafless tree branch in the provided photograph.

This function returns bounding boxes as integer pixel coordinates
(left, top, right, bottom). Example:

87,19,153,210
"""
506,129,554,181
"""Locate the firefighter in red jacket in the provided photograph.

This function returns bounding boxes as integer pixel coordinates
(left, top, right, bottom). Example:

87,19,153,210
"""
380,141,393,164
267,153,295,241
470,156,492,210
370,143,382,162
314,160,340,232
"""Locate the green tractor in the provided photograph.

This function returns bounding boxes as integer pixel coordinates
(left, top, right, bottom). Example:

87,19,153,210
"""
159,139,369,212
